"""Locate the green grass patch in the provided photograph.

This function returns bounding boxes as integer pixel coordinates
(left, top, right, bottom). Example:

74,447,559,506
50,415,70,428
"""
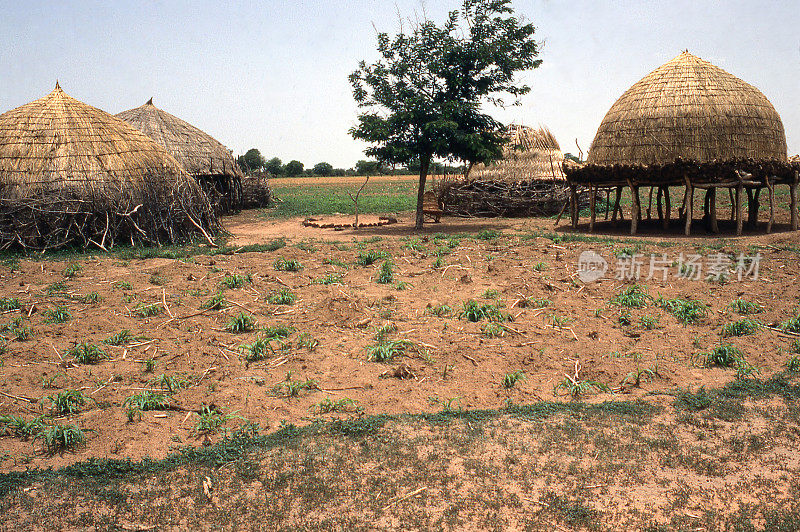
656,297,708,324
721,318,761,338
610,284,650,308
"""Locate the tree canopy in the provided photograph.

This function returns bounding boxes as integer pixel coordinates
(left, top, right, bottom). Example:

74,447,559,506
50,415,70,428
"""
237,148,265,174
265,157,284,176
349,0,541,227
284,160,304,177
313,162,334,176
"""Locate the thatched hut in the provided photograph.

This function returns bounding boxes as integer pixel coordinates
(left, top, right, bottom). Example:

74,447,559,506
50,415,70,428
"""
117,99,243,212
564,51,795,235
470,125,566,181
441,125,578,217
0,84,217,250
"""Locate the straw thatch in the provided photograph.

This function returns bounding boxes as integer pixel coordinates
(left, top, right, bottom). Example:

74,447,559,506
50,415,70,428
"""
117,99,243,212
587,51,787,166
0,84,217,250
470,125,566,181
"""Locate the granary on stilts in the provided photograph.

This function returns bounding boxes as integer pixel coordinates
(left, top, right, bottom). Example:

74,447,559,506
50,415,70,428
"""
0,84,217,250
117,99,243,213
564,51,798,235
441,125,577,217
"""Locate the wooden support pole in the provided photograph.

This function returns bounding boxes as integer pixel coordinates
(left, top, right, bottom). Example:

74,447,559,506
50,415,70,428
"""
611,186,623,223
746,188,760,228
703,189,711,224
792,172,799,231
736,184,744,236
709,187,718,233
604,189,611,220
664,187,671,230
570,185,579,229
684,177,693,236
589,185,597,232
627,179,640,235
767,179,775,234
679,186,689,221
656,187,663,223
646,186,654,220
729,188,736,222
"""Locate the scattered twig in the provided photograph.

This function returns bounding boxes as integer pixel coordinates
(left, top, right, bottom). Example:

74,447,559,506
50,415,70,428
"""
462,353,477,365
0,390,36,403
382,487,428,510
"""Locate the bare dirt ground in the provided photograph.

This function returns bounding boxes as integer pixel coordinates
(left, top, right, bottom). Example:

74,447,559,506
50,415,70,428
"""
1,207,800,529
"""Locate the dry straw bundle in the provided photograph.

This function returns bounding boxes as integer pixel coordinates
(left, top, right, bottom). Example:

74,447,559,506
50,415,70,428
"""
470,125,566,181
117,99,243,212
587,51,787,166
0,84,217,250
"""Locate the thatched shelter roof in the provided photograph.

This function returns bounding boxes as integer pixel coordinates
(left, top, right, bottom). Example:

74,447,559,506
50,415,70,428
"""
587,51,787,167
116,99,242,179
470,125,566,181
0,84,216,249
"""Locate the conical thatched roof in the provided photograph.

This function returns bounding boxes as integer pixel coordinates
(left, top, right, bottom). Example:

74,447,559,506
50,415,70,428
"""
116,99,242,178
0,84,216,249
587,51,787,166
471,125,566,181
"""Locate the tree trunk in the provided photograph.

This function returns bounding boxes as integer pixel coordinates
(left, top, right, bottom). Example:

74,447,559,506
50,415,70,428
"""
415,157,430,230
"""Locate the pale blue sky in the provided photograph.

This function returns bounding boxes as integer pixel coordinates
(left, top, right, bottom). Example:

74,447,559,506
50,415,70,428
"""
0,1,797,167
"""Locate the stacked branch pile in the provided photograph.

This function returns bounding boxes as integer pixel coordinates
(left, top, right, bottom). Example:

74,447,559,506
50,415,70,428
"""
441,125,580,217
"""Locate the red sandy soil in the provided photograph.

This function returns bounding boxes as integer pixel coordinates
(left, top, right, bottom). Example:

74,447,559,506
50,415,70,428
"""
0,210,798,474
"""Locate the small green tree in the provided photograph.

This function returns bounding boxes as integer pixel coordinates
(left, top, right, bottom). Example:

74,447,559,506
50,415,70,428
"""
265,157,283,176
238,148,265,174
284,160,304,177
349,0,540,228
313,162,334,176
355,159,382,176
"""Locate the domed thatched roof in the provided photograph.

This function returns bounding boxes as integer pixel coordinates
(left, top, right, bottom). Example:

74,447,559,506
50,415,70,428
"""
116,99,242,178
587,51,787,166
0,84,196,191
0,84,215,249
471,125,566,181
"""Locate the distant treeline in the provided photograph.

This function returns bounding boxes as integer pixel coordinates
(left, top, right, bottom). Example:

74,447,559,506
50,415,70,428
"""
236,148,464,177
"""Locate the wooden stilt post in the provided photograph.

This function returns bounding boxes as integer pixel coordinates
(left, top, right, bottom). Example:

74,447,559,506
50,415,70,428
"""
736,184,744,236
646,186,654,220
570,185,579,229
611,186,622,223
663,187,671,230
709,187,718,233
729,188,736,222
679,186,689,221
656,187,663,222
605,189,611,220
627,179,640,235
746,188,755,228
791,172,799,231
589,185,596,232
767,178,775,234
684,176,693,236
